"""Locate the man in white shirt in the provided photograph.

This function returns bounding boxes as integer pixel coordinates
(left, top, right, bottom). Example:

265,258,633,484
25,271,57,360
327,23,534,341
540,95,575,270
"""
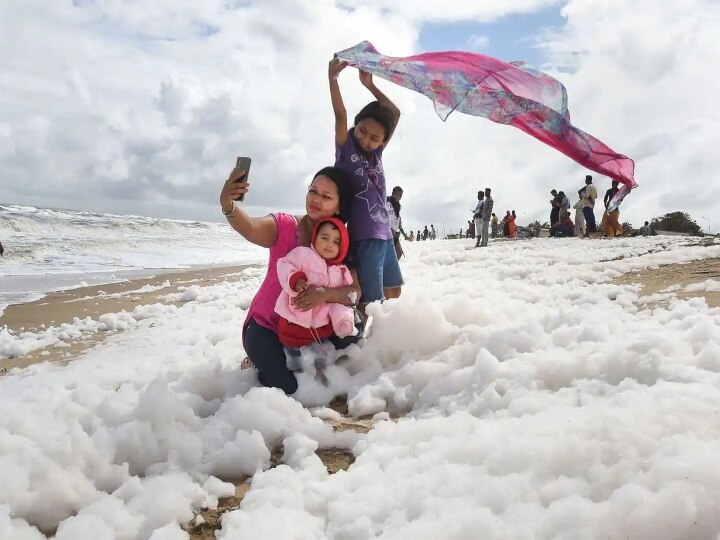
473,190,484,247
579,175,598,236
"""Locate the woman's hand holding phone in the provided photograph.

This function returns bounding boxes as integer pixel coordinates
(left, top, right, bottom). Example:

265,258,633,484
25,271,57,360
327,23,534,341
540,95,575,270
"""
220,168,249,214
233,157,251,202
220,156,251,215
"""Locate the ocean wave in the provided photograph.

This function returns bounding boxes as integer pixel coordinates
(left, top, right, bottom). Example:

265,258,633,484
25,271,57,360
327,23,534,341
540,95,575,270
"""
0,204,216,235
0,204,250,277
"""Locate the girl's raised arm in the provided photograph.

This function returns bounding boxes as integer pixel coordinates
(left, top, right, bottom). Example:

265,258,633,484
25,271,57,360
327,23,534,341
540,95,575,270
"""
359,71,401,144
329,58,348,146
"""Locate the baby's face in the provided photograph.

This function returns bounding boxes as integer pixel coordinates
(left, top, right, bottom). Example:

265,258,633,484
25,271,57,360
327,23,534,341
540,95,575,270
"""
315,223,341,260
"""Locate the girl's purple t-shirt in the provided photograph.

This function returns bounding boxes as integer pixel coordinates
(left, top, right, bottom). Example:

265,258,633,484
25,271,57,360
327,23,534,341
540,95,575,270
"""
335,130,392,241
243,213,299,339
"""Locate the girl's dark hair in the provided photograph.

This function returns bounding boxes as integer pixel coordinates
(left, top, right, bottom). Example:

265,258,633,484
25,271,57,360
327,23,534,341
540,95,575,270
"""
312,166,353,223
354,101,396,141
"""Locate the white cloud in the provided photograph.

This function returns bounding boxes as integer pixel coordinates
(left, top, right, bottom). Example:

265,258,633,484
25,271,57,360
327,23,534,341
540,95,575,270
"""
0,0,718,232
466,34,490,51
337,0,562,23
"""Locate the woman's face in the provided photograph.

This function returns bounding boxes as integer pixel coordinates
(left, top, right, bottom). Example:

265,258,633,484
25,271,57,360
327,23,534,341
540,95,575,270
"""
306,175,340,221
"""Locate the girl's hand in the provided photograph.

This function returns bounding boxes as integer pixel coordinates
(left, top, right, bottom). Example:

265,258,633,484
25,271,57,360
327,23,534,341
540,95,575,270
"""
220,168,249,213
328,58,347,80
292,285,327,312
359,70,373,88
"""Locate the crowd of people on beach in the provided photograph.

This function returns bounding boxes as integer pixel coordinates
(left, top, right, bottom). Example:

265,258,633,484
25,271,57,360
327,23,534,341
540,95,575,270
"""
548,175,627,238
457,191,517,243
404,224,436,242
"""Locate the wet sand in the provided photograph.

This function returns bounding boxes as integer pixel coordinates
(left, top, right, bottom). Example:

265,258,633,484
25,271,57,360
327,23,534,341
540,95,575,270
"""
615,257,720,308
0,265,254,371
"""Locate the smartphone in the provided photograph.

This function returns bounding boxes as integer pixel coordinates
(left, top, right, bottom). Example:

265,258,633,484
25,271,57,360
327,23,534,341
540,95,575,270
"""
234,156,252,201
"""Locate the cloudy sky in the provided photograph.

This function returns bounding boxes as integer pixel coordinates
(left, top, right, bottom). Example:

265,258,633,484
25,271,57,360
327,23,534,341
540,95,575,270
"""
1,0,718,233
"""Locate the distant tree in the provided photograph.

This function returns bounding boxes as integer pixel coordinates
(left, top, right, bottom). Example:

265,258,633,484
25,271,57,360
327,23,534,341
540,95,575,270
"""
527,220,543,237
541,221,550,229
528,220,543,230
650,212,703,235
621,221,634,233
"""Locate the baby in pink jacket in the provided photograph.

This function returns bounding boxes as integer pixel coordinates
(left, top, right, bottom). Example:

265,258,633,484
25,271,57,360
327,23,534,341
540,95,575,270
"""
275,217,357,373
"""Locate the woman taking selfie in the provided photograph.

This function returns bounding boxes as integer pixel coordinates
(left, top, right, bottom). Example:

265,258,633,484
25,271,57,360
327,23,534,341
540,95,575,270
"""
220,164,360,394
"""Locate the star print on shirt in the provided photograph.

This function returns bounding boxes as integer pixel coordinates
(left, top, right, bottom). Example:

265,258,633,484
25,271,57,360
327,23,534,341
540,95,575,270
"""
354,178,377,212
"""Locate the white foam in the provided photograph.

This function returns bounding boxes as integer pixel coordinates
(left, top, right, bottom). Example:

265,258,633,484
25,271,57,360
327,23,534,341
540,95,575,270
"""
1,236,720,538
685,279,720,292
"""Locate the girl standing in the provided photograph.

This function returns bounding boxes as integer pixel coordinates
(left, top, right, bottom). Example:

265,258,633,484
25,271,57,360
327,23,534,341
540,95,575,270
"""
328,58,403,308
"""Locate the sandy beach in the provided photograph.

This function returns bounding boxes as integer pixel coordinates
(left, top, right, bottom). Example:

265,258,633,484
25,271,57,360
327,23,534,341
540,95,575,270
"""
4,253,719,375
0,265,255,372
615,256,720,308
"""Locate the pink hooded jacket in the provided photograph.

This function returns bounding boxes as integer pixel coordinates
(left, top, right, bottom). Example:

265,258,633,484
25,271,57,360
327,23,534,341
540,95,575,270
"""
275,246,356,339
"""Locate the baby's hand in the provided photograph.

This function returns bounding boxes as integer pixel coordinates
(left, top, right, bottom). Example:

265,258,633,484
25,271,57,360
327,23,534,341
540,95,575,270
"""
294,278,308,292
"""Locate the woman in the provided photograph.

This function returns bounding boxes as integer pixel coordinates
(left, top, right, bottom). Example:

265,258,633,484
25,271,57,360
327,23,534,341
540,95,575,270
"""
508,210,517,238
502,211,511,238
220,166,360,394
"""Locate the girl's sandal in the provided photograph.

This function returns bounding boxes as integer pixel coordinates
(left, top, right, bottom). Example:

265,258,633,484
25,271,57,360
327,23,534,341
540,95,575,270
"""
241,357,252,370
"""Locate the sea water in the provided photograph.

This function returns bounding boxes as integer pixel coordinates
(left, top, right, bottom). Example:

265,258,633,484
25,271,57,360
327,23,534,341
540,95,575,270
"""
0,203,266,315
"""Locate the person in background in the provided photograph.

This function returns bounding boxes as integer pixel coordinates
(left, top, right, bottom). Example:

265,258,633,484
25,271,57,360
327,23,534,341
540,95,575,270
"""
417,229,421,241
480,187,494,247
638,221,652,236
0,240,3,257
550,189,560,227
550,211,575,237
491,213,499,237
502,210,511,237
386,186,407,259
430,224,436,240
408,231,415,241
573,199,586,237
508,210,517,238
473,190,485,247
579,175,598,236
422,225,429,240
559,191,570,216
602,180,623,237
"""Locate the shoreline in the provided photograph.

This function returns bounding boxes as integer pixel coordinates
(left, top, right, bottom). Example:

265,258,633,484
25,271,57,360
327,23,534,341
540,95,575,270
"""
0,262,254,314
3,254,718,374
614,257,720,307
0,264,257,372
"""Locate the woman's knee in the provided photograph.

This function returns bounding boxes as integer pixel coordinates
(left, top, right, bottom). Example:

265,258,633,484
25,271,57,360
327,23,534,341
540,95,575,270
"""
244,320,298,394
